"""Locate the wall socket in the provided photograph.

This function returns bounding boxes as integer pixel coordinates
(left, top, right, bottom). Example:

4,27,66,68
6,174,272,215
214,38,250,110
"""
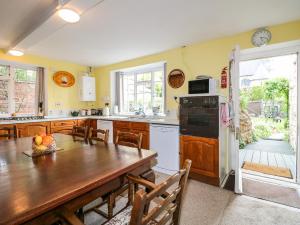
55,102,62,108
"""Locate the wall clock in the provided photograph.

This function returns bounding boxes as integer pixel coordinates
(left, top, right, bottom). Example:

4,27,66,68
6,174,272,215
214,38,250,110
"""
251,28,272,47
53,71,75,87
168,69,185,89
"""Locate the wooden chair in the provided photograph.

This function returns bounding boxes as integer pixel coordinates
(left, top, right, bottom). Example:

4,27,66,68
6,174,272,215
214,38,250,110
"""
71,126,88,142
0,125,18,140
89,131,144,219
59,159,192,225
115,131,143,150
88,128,109,145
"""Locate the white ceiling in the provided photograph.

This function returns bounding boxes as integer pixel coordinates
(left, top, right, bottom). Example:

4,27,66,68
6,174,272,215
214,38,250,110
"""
2,0,300,66
0,0,57,49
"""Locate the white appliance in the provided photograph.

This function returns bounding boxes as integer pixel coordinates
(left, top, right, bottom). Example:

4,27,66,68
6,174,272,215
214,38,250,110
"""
150,124,179,175
97,120,113,143
79,76,96,101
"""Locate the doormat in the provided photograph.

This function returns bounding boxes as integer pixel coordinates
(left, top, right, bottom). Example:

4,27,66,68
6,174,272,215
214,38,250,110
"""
242,161,293,179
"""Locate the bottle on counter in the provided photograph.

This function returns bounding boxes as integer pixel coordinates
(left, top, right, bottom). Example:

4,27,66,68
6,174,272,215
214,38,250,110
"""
86,109,92,116
103,103,110,116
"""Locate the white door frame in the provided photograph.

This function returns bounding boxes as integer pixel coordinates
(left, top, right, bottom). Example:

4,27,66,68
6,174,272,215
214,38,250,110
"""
240,40,300,184
229,45,242,193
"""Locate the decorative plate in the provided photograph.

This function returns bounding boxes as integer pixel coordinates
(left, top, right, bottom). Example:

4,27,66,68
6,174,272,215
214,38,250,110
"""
53,71,75,87
168,69,185,89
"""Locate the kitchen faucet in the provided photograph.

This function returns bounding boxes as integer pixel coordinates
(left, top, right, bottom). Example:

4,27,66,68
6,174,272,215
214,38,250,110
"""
135,108,146,117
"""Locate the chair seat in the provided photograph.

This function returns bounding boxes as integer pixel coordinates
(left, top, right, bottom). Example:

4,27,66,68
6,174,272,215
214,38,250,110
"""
105,206,157,225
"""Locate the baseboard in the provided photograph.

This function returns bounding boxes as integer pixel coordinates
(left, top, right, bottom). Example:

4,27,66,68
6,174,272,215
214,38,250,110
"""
188,172,219,186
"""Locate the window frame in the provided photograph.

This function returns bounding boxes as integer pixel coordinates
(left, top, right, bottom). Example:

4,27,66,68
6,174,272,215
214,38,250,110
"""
0,62,39,117
117,62,166,115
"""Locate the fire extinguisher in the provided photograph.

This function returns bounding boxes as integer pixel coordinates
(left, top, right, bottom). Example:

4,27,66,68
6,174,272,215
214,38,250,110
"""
221,66,227,88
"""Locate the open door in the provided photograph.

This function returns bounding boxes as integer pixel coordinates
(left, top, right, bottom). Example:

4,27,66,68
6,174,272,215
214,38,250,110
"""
229,45,242,193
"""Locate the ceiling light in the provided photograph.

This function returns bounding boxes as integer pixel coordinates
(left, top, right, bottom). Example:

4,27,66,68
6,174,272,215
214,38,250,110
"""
58,9,80,23
8,50,24,57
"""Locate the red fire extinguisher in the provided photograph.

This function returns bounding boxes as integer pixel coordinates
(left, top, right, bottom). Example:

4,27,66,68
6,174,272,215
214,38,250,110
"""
221,67,227,89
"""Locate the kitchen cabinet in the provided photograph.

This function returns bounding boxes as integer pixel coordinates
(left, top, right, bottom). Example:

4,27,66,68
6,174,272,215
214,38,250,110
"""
79,76,96,101
150,124,179,175
17,122,51,138
180,135,219,186
113,121,149,149
0,124,16,140
50,120,77,135
77,119,88,127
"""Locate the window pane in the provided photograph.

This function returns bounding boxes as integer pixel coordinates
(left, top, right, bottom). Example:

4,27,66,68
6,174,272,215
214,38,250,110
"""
14,68,37,114
144,72,151,81
137,84,144,93
154,82,163,97
137,73,144,82
144,93,152,112
154,71,163,81
144,82,151,93
0,65,9,76
0,80,9,114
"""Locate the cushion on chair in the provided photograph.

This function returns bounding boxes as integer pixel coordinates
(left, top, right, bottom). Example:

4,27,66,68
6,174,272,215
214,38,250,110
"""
105,206,157,225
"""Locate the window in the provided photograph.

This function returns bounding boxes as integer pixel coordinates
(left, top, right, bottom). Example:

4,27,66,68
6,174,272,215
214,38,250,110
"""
117,63,165,115
0,64,39,116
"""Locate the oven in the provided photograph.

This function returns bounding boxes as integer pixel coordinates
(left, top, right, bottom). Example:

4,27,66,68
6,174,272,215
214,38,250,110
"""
179,96,219,138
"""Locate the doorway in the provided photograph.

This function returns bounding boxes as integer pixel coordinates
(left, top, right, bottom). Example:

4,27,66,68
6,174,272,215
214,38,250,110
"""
239,54,297,182
233,41,300,208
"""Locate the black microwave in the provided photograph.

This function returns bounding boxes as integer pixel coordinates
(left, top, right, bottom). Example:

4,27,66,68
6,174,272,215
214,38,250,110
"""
188,78,218,94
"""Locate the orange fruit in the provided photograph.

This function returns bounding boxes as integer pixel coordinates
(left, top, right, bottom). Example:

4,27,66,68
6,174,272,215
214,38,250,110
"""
42,135,54,146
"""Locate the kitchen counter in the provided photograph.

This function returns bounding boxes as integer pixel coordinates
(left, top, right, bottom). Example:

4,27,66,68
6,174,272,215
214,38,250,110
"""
0,115,179,126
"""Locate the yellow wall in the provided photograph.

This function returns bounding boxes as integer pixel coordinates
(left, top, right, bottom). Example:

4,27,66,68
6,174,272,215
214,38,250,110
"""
0,51,95,111
95,20,300,110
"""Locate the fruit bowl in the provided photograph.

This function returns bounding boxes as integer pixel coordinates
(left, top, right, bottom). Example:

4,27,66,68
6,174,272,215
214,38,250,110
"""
31,134,58,156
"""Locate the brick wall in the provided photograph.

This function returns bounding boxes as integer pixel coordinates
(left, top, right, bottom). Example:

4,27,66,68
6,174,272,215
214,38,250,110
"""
14,82,36,114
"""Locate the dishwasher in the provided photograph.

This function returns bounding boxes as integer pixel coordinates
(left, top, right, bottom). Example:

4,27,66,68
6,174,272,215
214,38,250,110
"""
97,120,113,143
150,124,179,175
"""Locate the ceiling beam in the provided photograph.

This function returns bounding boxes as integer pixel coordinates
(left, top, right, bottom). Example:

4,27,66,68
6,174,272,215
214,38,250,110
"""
10,0,105,53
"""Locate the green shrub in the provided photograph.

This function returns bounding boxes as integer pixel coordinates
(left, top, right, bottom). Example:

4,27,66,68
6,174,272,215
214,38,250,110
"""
239,138,246,149
253,124,272,139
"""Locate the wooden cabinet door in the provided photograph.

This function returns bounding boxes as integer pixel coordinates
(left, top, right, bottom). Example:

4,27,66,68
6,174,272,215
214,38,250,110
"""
17,122,51,137
180,135,219,184
77,119,87,127
51,127,73,135
0,124,15,140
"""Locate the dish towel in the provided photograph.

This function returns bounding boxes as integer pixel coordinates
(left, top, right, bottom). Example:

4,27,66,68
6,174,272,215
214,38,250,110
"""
220,103,230,127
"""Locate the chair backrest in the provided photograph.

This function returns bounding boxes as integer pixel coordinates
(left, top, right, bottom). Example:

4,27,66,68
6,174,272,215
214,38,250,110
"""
130,159,192,225
88,128,109,144
71,126,88,142
0,125,18,139
115,131,143,150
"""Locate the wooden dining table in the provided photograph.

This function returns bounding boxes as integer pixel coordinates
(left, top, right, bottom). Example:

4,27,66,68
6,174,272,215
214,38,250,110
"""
0,134,157,225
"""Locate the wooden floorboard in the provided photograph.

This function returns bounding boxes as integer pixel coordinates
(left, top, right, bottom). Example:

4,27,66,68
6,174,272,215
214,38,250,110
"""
252,150,261,163
275,153,287,168
282,154,296,178
260,151,268,165
244,150,254,162
267,153,277,167
241,149,296,180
